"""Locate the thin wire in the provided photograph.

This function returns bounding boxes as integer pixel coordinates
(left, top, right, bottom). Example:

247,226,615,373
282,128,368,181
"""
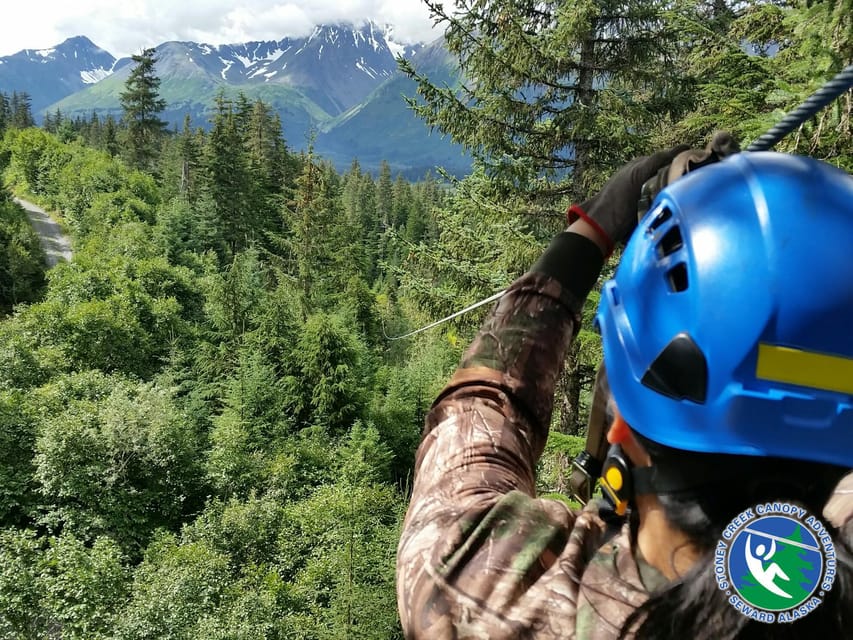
388,67,853,340
747,64,853,152
384,289,507,340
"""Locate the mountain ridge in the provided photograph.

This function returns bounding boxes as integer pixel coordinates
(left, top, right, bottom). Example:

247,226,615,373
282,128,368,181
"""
0,23,469,178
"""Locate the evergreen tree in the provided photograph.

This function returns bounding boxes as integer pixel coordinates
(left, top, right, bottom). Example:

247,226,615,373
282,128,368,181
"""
202,93,254,258
773,0,851,167
177,114,202,200
0,93,9,134
120,48,167,172
400,0,693,202
103,115,120,157
285,148,348,314
9,92,34,129
243,98,288,235
42,111,54,134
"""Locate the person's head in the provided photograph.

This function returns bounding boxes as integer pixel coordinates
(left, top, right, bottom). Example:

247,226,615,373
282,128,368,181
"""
595,152,853,638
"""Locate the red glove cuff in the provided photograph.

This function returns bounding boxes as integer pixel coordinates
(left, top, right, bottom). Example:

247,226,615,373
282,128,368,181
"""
566,204,614,257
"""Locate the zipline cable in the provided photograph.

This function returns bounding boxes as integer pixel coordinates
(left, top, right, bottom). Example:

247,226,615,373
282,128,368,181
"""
746,64,853,152
384,289,506,340
385,66,853,340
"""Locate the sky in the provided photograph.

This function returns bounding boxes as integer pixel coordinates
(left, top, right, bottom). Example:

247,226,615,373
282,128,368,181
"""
0,0,442,58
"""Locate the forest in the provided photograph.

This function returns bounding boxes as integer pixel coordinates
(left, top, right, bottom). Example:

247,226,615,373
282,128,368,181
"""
0,0,848,638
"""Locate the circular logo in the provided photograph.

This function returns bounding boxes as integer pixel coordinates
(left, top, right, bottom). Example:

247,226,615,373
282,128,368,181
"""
714,503,837,624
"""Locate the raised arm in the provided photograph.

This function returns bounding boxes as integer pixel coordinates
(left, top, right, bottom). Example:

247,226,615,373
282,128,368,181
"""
396,147,688,639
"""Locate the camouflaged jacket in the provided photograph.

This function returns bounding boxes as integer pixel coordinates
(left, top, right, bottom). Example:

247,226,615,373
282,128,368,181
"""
395,234,669,639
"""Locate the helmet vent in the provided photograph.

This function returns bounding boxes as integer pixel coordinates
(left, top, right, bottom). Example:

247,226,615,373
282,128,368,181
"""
657,225,684,258
648,207,672,233
667,263,688,292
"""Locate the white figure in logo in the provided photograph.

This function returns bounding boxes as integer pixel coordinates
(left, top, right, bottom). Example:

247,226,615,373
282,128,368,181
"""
744,534,792,598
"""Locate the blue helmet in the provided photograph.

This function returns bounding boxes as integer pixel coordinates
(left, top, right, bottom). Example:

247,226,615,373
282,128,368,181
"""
596,152,853,468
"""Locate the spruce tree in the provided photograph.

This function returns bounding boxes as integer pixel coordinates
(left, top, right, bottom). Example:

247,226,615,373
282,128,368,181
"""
103,115,120,157
202,92,254,257
9,92,34,129
400,0,692,202
120,48,167,172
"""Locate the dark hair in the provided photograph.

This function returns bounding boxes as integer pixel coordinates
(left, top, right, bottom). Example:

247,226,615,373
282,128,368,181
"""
619,434,853,640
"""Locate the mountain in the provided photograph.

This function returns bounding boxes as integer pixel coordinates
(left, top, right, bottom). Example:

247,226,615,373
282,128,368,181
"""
316,40,466,179
0,36,119,115
1,24,471,178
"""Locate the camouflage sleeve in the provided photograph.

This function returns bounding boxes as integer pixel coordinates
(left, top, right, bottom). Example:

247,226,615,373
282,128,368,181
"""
397,234,606,639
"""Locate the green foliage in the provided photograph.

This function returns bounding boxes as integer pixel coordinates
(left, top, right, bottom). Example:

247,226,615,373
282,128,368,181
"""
2,128,160,236
655,1,851,168
13,229,201,377
292,313,367,433
0,193,46,313
278,482,405,639
33,372,204,552
537,431,586,498
0,317,56,389
0,392,38,527
0,92,35,132
338,421,394,486
370,330,463,480
38,533,128,639
112,535,230,640
3,127,72,197
0,529,48,637
0,529,128,639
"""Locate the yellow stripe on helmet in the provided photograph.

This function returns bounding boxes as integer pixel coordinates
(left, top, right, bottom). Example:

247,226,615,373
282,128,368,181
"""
756,344,853,395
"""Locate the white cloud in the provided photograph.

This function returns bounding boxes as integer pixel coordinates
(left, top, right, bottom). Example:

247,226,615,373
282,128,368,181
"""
0,0,441,59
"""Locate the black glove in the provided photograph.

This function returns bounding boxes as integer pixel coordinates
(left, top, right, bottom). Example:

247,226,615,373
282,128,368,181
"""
568,145,691,255
638,131,741,218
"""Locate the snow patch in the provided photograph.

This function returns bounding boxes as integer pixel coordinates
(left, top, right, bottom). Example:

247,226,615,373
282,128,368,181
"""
260,47,286,62
80,67,111,84
36,48,55,58
386,40,405,58
356,59,377,79
199,44,214,55
235,54,252,67
264,71,277,80
367,23,383,52
220,57,234,80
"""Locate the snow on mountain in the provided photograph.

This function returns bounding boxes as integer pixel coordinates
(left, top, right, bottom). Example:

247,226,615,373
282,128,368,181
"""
0,35,117,114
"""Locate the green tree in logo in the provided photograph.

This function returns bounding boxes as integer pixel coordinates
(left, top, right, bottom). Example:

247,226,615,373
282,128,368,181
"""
737,523,817,611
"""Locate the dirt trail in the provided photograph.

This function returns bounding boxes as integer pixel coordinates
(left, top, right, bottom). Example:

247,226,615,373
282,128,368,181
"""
14,197,73,267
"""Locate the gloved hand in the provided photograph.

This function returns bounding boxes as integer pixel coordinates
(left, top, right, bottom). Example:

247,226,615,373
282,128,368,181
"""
568,144,691,255
638,131,741,219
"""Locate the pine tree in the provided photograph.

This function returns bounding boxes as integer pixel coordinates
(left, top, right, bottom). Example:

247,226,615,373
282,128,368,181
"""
120,48,167,172
400,0,693,202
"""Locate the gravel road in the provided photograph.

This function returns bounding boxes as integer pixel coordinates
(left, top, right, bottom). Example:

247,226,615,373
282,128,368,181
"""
14,197,73,267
